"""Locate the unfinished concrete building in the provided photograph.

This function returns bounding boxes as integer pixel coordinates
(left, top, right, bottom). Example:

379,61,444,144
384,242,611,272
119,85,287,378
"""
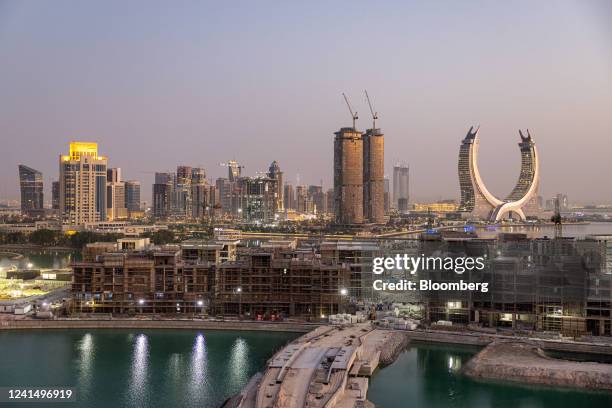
334,127,364,225
362,128,385,223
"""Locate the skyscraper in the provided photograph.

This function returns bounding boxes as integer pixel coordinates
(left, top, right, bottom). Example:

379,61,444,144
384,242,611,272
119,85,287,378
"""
153,172,173,219
106,168,127,220
59,142,108,225
283,184,295,210
362,128,385,223
190,167,207,219
51,181,60,210
392,164,409,212
125,180,141,212
268,161,283,212
383,177,390,213
457,127,540,221
18,165,44,217
334,127,364,224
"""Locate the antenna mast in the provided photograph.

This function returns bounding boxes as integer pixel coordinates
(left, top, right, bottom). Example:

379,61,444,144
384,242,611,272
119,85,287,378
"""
364,90,378,129
342,93,358,130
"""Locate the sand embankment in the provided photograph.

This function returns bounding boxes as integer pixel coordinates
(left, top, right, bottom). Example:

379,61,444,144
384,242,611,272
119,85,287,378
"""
463,341,612,391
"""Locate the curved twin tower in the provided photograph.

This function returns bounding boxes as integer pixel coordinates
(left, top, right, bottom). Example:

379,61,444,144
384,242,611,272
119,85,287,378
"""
458,126,540,221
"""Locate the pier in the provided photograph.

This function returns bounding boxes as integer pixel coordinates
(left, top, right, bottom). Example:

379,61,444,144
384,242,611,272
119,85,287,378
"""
236,323,407,408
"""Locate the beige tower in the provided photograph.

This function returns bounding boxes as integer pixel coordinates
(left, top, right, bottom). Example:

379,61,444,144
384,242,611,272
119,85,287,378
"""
59,142,108,225
334,127,364,224
363,128,385,223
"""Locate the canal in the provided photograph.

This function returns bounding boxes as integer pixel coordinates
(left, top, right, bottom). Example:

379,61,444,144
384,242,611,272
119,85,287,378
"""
368,342,612,407
0,329,300,408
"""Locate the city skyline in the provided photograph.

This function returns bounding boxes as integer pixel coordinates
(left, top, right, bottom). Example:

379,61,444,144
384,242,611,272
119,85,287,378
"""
1,1,611,204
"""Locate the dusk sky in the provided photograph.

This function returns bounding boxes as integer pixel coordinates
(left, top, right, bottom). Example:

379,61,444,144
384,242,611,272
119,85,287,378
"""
1,1,611,205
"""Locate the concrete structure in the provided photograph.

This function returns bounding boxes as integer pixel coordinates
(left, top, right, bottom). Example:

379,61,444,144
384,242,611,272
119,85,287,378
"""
458,127,540,221
72,240,349,318
59,142,108,224
18,165,44,217
334,127,364,224
363,128,385,223
392,164,409,212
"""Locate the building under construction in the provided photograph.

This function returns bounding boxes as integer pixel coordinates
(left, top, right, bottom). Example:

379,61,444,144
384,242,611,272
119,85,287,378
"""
380,233,612,336
72,238,350,319
333,92,385,225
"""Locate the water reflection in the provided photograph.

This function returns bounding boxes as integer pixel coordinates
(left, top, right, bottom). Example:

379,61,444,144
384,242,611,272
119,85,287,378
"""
127,334,149,407
228,337,249,386
77,333,94,397
188,333,209,401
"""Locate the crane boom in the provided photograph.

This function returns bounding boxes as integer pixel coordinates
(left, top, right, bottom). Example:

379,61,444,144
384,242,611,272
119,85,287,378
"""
364,90,378,129
342,93,358,130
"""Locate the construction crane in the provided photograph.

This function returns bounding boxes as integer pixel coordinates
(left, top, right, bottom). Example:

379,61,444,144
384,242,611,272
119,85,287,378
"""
364,90,378,129
551,196,562,239
342,93,358,130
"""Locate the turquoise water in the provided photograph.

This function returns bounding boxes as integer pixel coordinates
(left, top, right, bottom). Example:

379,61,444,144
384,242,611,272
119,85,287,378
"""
0,329,299,408
368,342,612,408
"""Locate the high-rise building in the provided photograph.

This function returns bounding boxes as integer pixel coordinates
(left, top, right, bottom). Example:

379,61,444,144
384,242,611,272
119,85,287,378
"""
296,185,308,213
333,127,363,224
190,167,207,220
383,177,390,213
18,165,44,217
152,183,170,219
325,189,334,215
238,176,278,222
59,142,107,224
268,161,283,212
458,127,540,221
308,185,324,214
362,128,385,223
392,164,409,212
153,172,174,219
125,180,141,212
284,184,295,210
227,160,241,182
51,181,60,210
106,168,127,221
175,166,193,218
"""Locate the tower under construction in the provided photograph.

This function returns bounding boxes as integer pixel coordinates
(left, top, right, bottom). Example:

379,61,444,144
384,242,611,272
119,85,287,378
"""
334,127,364,224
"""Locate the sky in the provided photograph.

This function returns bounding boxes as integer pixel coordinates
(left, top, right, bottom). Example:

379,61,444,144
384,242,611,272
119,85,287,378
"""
0,0,611,205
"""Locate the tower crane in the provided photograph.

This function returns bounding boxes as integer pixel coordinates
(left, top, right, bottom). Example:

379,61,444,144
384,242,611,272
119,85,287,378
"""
364,90,378,129
342,93,358,130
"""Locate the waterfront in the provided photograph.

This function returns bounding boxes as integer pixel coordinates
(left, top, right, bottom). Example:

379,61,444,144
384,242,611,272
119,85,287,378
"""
368,342,612,408
476,222,612,239
0,329,299,407
0,250,78,271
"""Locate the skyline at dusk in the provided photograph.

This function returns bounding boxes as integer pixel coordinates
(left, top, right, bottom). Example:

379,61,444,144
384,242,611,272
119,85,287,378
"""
1,1,611,204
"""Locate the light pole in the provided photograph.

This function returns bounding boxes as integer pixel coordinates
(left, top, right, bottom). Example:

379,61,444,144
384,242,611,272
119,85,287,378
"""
339,288,348,314
197,299,204,315
138,298,145,313
236,287,242,317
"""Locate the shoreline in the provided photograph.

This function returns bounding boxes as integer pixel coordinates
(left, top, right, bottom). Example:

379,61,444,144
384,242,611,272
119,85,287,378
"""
0,318,316,333
462,341,612,391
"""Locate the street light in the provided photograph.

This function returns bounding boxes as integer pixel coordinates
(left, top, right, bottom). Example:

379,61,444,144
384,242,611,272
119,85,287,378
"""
27,263,33,269
340,288,348,296
138,299,145,305
235,287,243,317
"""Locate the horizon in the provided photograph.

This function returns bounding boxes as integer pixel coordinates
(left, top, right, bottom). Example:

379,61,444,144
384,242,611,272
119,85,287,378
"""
1,1,611,205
